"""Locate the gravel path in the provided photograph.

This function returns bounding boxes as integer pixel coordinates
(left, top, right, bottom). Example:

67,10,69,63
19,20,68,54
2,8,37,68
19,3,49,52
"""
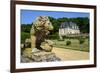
52,47,89,61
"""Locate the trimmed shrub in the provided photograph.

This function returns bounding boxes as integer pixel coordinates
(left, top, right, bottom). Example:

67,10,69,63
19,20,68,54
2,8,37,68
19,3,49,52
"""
79,38,85,44
66,41,71,45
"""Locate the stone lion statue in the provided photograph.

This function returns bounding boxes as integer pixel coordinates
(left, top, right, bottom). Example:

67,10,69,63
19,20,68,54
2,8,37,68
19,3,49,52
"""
30,16,53,52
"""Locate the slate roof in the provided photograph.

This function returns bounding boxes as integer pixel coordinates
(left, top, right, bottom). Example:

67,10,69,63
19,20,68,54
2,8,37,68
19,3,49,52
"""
60,22,79,30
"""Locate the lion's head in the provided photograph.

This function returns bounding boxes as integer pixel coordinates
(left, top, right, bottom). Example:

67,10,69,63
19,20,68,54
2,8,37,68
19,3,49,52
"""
30,16,53,35
34,16,53,30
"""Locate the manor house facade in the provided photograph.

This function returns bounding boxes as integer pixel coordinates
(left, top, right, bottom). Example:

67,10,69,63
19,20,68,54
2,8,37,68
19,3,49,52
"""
59,22,80,36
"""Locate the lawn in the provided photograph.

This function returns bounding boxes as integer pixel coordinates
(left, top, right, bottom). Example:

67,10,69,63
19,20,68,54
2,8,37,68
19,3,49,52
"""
51,38,89,52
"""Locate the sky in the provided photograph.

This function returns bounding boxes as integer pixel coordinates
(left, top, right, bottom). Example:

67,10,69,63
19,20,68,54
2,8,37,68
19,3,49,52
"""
21,10,90,24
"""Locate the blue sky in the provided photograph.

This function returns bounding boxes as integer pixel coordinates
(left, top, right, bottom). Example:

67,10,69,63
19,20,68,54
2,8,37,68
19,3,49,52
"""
21,10,89,24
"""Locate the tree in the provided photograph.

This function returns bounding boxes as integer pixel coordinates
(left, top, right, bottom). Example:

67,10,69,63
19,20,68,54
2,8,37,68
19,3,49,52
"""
49,17,60,34
69,17,89,33
21,24,32,33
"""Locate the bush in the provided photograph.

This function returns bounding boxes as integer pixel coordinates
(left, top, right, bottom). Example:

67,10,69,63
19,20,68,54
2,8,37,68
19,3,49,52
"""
66,41,71,45
21,32,30,43
79,38,85,44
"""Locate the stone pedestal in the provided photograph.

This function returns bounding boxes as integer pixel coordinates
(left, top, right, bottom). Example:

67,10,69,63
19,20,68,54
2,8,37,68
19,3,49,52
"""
21,51,61,63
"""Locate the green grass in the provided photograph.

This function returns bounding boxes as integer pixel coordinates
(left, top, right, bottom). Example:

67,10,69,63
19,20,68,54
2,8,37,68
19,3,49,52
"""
52,38,89,52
